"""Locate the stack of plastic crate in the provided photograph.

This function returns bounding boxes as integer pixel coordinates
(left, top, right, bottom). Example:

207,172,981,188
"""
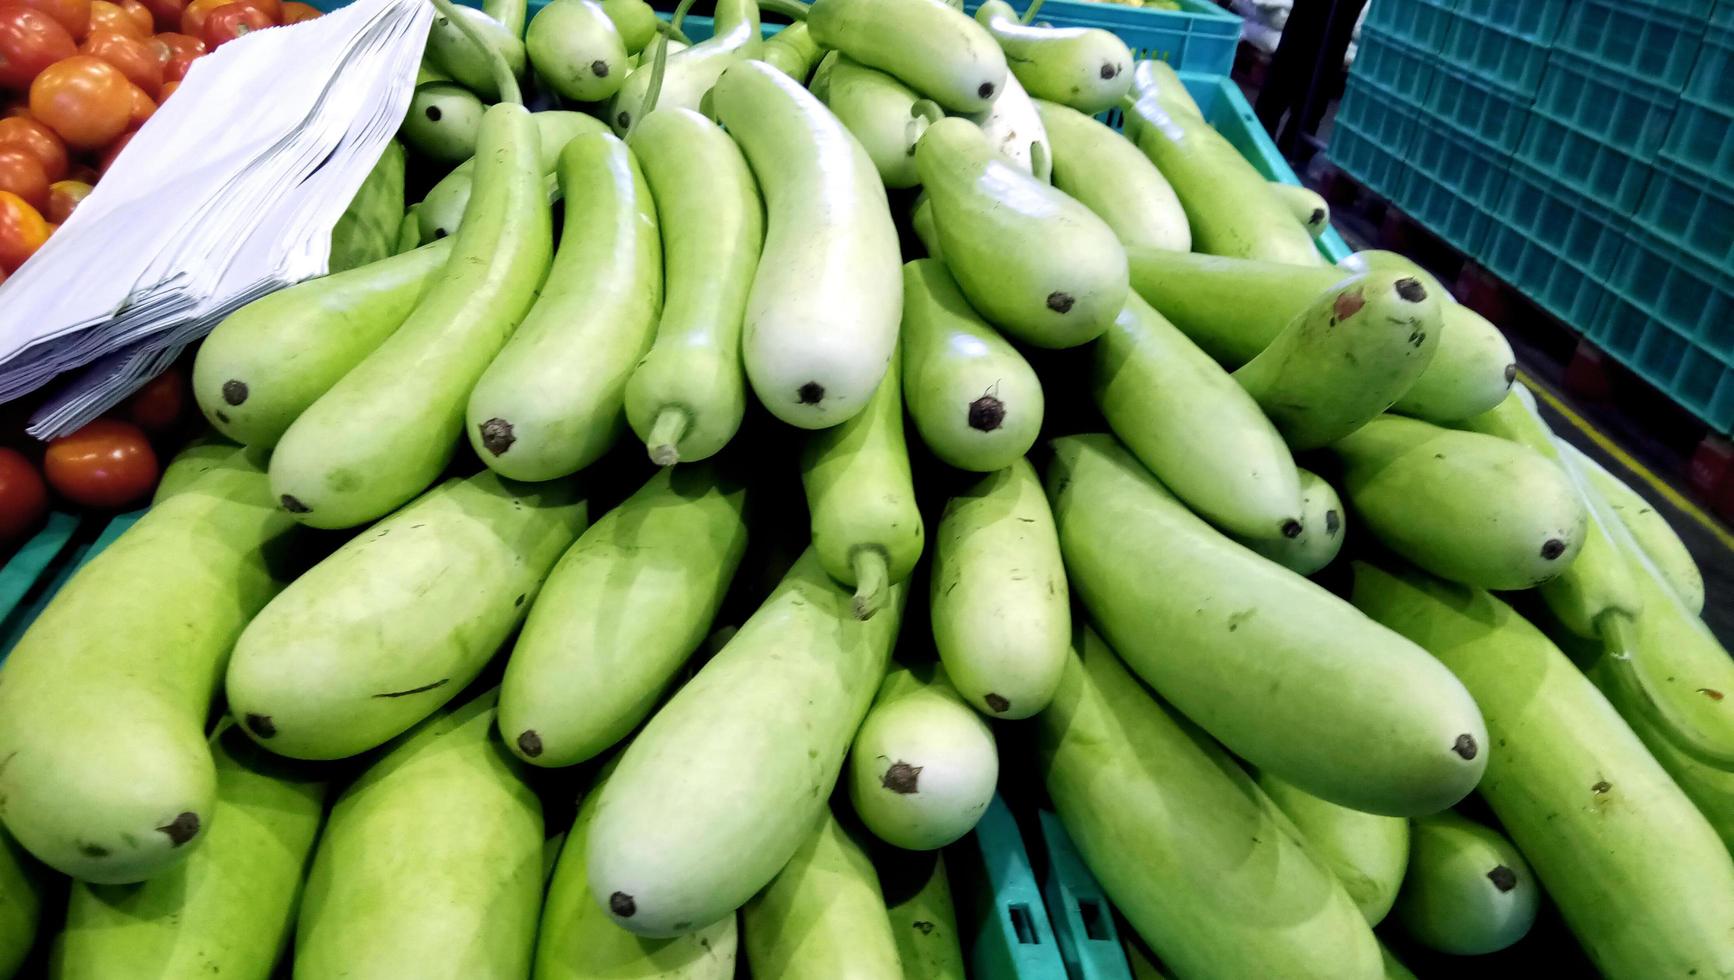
1587,0,1734,432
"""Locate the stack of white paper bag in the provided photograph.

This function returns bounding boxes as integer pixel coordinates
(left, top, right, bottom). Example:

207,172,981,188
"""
0,0,432,438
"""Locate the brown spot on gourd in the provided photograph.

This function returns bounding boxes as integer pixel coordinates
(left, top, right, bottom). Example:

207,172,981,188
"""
158,811,199,846
479,418,515,456
592,60,609,78
1540,538,1567,560
517,730,543,758
1333,290,1367,320
882,761,922,794
913,920,935,935
425,105,442,122
1281,519,1303,539
985,693,1011,713
214,411,229,424
1393,277,1427,303
1325,509,1341,535
1504,363,1518,383
1099,63,1116,79
796,381,825,405
80,842,109,858
1046,291,1075,313
1592,780,1611,794
246,713,277,738
1699,688,1725,701
616,111,631,130
280,494,310,514
969,394,1005,431
1487,865,1517,891
1452,733,1478,759
1309,207,1325,226
221,380,248,405
610,892,636,917
978,81,995,99
515,593,527,607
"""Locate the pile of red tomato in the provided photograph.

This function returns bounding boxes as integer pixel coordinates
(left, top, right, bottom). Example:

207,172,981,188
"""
0,0,321,278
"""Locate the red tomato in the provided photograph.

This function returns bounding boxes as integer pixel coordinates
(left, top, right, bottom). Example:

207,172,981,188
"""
62,159,93,181
0,146,47,209
279,0,315,22
0,447,48,541
201,1,264,46
0,6,79,90
123,77,146,118
236,0,276,20
153,75,171,97
0,114,66,179
154,27,196,56
29,54,131,149
43,175,86,221
44,418,158,508
86,0,144,37
80,30,160,95
15,0,90,40
0,189,48,272
141,0,181,29
118,0,151,32
96,121,128,169
125,366,184,432
177,0,226,36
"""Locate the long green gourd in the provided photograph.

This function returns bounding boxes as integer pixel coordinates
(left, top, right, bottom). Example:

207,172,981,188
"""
193,239,452,448
466,130,662,481
823,56,943,189
585,550,904,938
801,344,925,620
226,471,585,761
535,763,738,980
271,72,552,529
929,458,1069,719
917,116,1127,349
808,0,1006,112
1233,269,1443,449
1036,99,1188,252
624,108,763,466
1038,627,1383,979
740,808,903,979
329,140,405,274
54,726,327,980
898,259,1044,473
0,455,300,883
1561,438,1704,612
1093,292,1304,543
1351,562,1734,979
1393,812,1538,956
1046,435,1487,816
1234,467,1345,576
417,111,608,243
526,0,629,103
975,0,1131,114
881,851,966,980
498,464,748,768
1255,771,1408,926
0,829,43,980
295,691,544,980
715,61,903,429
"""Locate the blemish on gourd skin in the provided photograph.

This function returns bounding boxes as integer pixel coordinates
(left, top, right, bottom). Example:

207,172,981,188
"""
372,678,450,699
610,891,637,917
1540,539,1567,560
1046,292,1075,314
280,495,310,515
1486,865,1518,891
977,82,995,100
592,60,610,78
984,693,1011,713
246,713,277,738
221,380,248,406
1334,290,1366,320
796,382,825,406
1452,734,1479,760
1280,519,1303,539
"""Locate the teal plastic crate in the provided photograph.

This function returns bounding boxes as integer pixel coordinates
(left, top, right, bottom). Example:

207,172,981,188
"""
1438,1,1562,96
1663,16,1734,177
1360,0,1457,53
1034,810,1130,980
1484,162,1626,330
1331,120,1414,203
1637,160,1734,275
965,0,1242,77
1516,111,1655,216
1398,123,1507,254
1533,47,1679,157
950,795,1069,980
1553,0,1708,89
0,511,140,665
1352,27,1437,106
1332,73,1419,203
1424,62,1531,152
1620,206,1734,346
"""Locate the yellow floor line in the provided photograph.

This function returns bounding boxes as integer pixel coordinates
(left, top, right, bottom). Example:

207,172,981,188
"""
1519,368,1734,554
